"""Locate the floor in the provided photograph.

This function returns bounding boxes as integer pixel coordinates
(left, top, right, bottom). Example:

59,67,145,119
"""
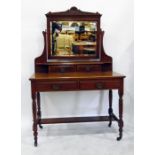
21,121,133,155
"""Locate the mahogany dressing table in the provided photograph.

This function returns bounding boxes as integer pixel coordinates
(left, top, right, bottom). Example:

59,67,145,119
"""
29,7,125,146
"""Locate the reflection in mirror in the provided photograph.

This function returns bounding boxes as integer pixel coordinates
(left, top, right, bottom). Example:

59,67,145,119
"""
50,21,97,56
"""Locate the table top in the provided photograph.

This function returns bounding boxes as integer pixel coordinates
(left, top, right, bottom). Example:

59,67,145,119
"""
29,72,125,81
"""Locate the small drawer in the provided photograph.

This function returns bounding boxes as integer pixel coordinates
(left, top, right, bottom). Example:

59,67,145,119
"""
77,65,101,72
80,80,120,90
48,65,76,73
36,81,78,91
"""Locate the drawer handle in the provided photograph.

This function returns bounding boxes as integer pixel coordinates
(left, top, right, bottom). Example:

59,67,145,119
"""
60,68,65,73
96,83,103,89
85,66,91,72
52,84,60,90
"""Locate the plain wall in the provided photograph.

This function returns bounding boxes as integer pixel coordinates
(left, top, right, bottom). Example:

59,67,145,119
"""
21,0,133,131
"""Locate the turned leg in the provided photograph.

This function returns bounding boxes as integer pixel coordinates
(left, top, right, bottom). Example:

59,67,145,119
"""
32,92,38,146
117,89,124,141
37,92,43,129
108,90,113,127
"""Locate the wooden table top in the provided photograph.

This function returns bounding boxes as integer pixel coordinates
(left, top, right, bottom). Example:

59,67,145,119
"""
29,72,125,81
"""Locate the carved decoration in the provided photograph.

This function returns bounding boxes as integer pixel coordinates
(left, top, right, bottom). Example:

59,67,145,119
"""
46,6,101,17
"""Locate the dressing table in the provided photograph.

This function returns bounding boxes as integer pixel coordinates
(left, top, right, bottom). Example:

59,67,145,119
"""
29,7,125,146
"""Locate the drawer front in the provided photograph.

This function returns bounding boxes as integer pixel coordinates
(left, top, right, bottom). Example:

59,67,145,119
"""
48,65,76,73
80,80,120,90
77,65,101,72
36,81,78,91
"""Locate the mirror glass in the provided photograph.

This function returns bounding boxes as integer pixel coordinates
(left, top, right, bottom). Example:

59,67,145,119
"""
50,21,97,56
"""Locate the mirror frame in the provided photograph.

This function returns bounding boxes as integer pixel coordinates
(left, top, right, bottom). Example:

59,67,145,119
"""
46,7,102,62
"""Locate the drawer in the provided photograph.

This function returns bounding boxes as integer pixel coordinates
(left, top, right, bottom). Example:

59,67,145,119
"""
80,80,120,90
36,81,78,91
77,65,101,72
48,65,76,73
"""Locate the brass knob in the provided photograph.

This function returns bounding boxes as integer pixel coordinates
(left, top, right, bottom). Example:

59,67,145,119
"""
52,84,60,90
85,66,91,72
60,68,65,73
96,83,103,89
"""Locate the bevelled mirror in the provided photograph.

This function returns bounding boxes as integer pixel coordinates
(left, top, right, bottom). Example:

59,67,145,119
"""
50,21,97,56
46,7,101,61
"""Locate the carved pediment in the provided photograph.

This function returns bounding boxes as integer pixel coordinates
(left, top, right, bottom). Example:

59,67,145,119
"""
46,6,101,17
